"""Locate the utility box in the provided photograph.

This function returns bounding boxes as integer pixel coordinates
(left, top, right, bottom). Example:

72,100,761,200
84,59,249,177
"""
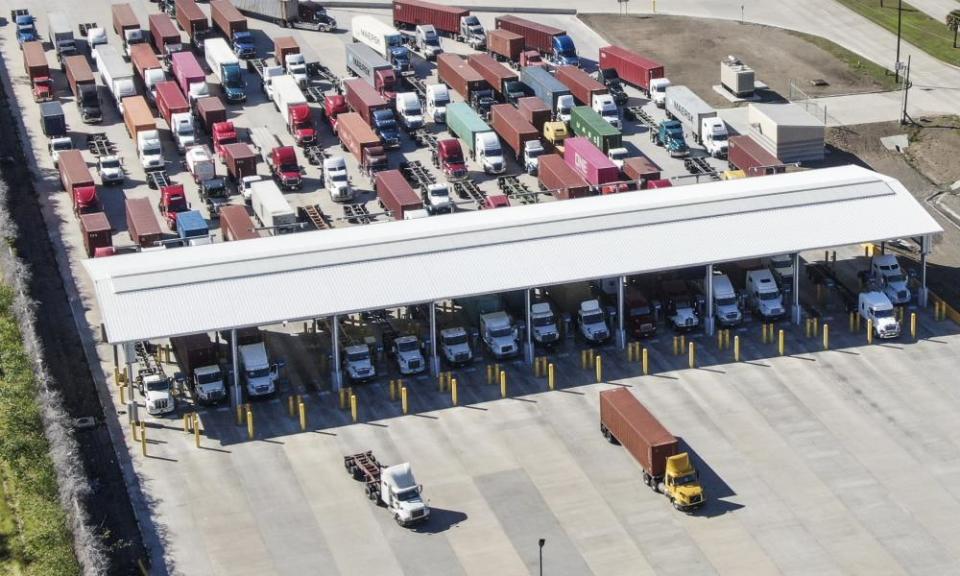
720,55,754,98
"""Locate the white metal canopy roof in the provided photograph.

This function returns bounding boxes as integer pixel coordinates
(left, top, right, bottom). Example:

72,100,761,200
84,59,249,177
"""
84,166,941,343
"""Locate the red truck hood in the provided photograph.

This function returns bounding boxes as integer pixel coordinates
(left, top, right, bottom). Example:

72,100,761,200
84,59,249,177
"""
74,186,99,212
94,246,116,258
294,126,316,143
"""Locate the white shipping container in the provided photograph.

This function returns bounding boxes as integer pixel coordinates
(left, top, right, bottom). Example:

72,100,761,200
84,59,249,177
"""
271,75,307,125
249,180,296,233
204,37,239,83
352,15,404,61
664,85,716,141
95,45,137,110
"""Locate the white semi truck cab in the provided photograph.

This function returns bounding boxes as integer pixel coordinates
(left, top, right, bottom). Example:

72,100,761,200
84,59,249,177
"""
712,273,743,327
381,463,429,525
193,365,226,404
859,291,901,338
650,78,671,107
746,269,785,320
323,156,354,201
578,299,610,343
556,94,575,123
530,302,560,346
138,130,164,170
426,84,449,123
424,183,454,214
416,25,442,60
702,117,728,158
392,335,425,375
140,373,175,416
344,344,375,382
608,147,628,170
439,327,472,366
395,92,424,131
871,254,911,304
524,140,544,175
171,112,196,152
238,342,278,397
594,94,620,128
476,132,505,174
768,254,795,285
480,311,519,358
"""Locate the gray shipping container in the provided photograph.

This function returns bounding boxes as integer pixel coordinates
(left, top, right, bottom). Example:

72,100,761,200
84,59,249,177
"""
521,66,570,111
345,43,394,89
233,0,298,25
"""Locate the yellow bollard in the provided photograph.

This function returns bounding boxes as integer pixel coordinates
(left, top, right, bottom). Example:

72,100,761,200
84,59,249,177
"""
813,317,819,337
389,380,397,401
114,367,121,386
672,336,679,356
401,386,408,415
246,405,254,440
580,349,587,369
548,362,555,390
486,364,494,385
120,385,126,405
131,419,139,442
500,370,507,398
595,355,603,383
688,342,696,369
778,329,785,356
823,323,830,350
288,395,295,417
855,313,861,332
816,283,823,303
451,378,458,406
849,311,856,332
717,330,724,349
140,422,147,456
642,347,649,375
680,335,686,354
589,348,597,368
235,403,244,426
350,393,358,423
299,400,307,431
339,387,347,410
805,318,811,339
866,319,873,344
910,312,917,339
734,335,740,362
194,414,201,449
184,412,193,433
494,363,501,384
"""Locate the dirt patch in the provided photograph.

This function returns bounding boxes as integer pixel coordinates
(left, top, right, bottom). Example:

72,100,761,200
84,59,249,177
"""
579,14,897,108
902,116,960,188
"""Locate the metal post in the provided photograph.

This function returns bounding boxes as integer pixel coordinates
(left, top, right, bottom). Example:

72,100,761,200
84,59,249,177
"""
704,265,715,336
895,0,903,83
792,253,801,324
124,342,138,424
920,235,929,307
331,314,342,391
617,276,626,349
430,302,440,374
525,289,534,364
230,329,240,409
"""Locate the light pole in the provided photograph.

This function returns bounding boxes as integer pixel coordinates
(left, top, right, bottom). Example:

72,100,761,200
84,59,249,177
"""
895,0,903,82
538,538,546,576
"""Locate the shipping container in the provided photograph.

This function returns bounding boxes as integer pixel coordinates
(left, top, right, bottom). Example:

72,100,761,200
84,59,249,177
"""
437,53,488,101
623,154,661,185
211,0,248,39
221,143,258,181
538,154,589,200
393,0,468,34
249,180,296,232
172,51,207,102
58,150,100,215
376,169,423,220
467,54,517,99
490,104,537,161
445,102,492,156
155,81,190,126
728,135,785,176
170,333,217,378
569,106,621,153
563,137,619,186
64,54,95,96
555,66,607,106
219,204,259,241
176,0,209,46
495,15,562,54
112,3,141,38
598,46,664,92
521,66,571,113
336,112,387,172
131,43,163,87
344,78,389,125
345,43,396,98
125,197,164,248
40,101,66,137
486,29,523,62
22,40,49,82
194,96,227,133
274,36,299,66
599,388,678,480
664,85,717,142
122,96,155,141
517,96,550,132
80,212,112,258
149,13,182,56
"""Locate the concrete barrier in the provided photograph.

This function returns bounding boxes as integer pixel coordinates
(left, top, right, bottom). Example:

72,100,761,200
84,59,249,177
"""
323,2,577,15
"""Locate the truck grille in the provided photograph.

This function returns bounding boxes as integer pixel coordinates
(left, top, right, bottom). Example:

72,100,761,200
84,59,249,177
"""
683,318,694,327
412,509,425,519
502,345,514,354
408,359,422,370
689,495,702,504
726,313,739,320
542,333,558,342
454,352,470,361
897,290,908,300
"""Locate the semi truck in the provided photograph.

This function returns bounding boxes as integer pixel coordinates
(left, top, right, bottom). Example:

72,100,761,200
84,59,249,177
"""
148,13,182,66
467,54,525,104
235,329,278,397
344,78,399,148
64,55,102,123
336,113,388,177
112,3,145,59
22,41,52,102
123,95,164,171
13,9,37,46
352,15,412,76
175,0,210,51
274,36,307,88
745,269,785,320
414,25,442,61
858,291,901,339
556,66,618,128
432,138,467,181
58,150,100,216
490,104,542,174
155,182,190,231
272,75,317,145
155,81,196,152
232,0,336,31
376,170,424,220
221,143,258,184
185,145,227,205
219,205,259,241
486,29,523,63
210,0,256,58
171,51,209,104
193,96,226,135
250,179,297,234
250,127,303,190
344,452,430,527
171,334,227,405
446,102,504,174
345,43,397,100
623,155,662,189
425,83,450,124
598,46,665,98
95,45,137,114
538,154,589,200
48,12,77,64
664,85,728,158
659,279,700,331
125,197,164,249
131,44,166,102
870,254,911,305
600,388,705,512
653,120,689,158
39,102,65,138
204,38,246,103
495,16,577,66
544,283,610,344
570,106,622,154
437,54,494,118
727,135,785,176
322,156,354,201
521,67,574,122
392,0,484,48
395,92,423,132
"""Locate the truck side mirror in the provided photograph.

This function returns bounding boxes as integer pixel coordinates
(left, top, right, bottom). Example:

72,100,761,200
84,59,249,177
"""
270,364,279,375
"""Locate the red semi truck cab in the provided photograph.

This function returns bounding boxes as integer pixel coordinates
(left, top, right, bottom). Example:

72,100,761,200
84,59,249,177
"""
212,121,237,158
270,145,303,190
324,94,348,130
435,138,467,180
288,103,315,145
157,184,189,230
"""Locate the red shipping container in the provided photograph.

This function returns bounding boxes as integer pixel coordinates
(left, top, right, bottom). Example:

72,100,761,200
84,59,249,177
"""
563,137,619,186
437,53,487,101
219,205,259,241
155,81,189,126
495,15,562,54
538,154,589,200
393,0,467,34
728,135,786,176
599,388,678,480
486,29,523,62
623,154,661,184
598,46,664,92
517,96,550,132
376,170,423,220
81,212,112,258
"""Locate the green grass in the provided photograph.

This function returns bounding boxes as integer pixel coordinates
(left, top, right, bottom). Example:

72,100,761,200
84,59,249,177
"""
787,29,901,91
835,0,960,66
0,287,79,576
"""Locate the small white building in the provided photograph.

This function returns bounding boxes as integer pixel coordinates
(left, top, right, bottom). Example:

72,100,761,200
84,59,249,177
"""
748,102,825,163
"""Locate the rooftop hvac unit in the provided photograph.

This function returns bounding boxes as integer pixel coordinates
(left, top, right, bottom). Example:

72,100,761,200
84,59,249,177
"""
721,55,755,98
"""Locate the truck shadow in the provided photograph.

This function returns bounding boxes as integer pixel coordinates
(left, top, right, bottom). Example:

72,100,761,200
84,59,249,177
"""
676,436,744,518
412,508,468,534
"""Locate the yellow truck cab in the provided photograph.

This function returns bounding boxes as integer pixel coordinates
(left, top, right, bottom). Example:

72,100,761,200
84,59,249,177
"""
663,453,705,511
543,121,568,154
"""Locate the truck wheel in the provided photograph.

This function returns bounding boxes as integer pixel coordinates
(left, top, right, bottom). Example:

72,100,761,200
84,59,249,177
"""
601,425,609,440
394,514,403,526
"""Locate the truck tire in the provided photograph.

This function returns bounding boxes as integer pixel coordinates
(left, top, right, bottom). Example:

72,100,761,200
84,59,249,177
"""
394,513,403,526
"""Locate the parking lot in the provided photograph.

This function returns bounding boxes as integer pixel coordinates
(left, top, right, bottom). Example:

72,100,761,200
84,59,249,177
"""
3,0,960,574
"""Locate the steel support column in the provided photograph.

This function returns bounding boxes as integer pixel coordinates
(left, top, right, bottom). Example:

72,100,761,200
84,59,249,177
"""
331,315,342,391
230,328,239,408
920,235,930,307
617,276,626,349
525,289,534,364
124,342,138,424
704,265,715,336
430,302,440,374
792,253,802,324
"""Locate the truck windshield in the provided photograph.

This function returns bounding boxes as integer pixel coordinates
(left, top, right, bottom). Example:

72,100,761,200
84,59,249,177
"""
490,327,513,338
52,140,72,151
247,367,270,379
430,188,449,198
434,95,449,107
146,378,168,392
629,306,651,317
675,473,698,485
197,372,222,385
483,143,500,156
713,132,728,142
346,351,369,362
758,291,780,301
772,260,791,271
716,297,737,307
443,334,467,346
582,312,603,325
533,315,555,327
177,124,194,136
101,158,120,169
527,147,543,159
886,273,906,283
873,308,894,318
395,487,420,501
386,35,403,49
143,142,161,155
397,340,418,352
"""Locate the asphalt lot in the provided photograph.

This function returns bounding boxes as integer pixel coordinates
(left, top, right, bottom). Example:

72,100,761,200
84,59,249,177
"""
4,1,960,574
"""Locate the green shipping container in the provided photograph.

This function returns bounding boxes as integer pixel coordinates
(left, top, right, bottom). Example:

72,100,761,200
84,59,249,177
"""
446,102,492,155
570,106,622,153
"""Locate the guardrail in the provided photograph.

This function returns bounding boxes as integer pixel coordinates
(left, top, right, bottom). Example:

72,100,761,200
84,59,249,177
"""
322,2,577,15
